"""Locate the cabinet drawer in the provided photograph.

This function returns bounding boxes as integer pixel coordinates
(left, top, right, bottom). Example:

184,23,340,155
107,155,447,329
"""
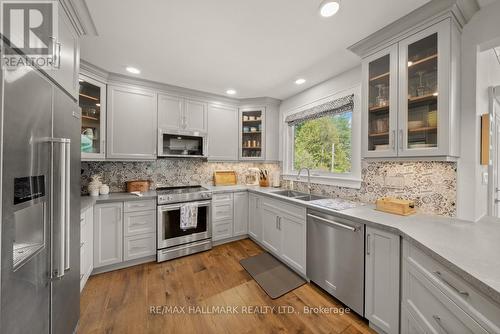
213,201,233,221
124,210,156,236
124,199,156,213
404,242,500,332
124,233,156,261
212,220,233,241
403,262,487,334
261,196,305,220
213,193,233,202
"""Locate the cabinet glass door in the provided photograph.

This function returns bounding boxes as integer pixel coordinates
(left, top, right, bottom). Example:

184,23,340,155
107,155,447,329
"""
363,45,398,157
80,75,106,159
405,33,438,150
241,108,264,159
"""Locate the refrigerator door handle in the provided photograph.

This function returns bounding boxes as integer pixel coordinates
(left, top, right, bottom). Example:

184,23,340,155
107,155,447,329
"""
45,137,70,278
64,139,71,271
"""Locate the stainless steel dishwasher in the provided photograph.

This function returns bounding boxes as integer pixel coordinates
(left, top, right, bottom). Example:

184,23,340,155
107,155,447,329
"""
307,209,365,316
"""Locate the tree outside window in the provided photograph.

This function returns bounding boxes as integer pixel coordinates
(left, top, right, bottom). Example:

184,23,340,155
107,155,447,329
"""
293,112,352,174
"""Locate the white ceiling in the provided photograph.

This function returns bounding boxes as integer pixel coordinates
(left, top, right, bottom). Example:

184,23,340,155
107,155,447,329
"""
81,0,430,100
478,0,497,8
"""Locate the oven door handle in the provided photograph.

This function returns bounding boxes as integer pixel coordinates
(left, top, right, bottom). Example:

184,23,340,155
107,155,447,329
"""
158,201,212,211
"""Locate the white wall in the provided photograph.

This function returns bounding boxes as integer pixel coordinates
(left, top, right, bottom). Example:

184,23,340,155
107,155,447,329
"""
279,67,361,113
279,66,361,161
457,1,500,221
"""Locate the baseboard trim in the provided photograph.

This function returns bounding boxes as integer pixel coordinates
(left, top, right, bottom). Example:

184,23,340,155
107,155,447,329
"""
91,255,156,275
213,234,248,246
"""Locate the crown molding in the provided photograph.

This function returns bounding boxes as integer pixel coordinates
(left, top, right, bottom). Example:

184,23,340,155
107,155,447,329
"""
59,0,98,36
348,0,479,58
80,59,281,107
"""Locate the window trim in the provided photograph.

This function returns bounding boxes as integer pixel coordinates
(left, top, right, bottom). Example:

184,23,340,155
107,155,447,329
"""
282,85,362,189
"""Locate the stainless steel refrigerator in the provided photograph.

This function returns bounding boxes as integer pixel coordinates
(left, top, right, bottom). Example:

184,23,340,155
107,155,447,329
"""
0,46,81,333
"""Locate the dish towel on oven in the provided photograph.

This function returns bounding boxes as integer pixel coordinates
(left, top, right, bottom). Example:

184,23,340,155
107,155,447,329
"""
180,202,198,230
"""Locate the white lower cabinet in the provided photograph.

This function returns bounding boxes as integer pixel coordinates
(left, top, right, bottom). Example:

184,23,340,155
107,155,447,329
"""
261,205,281,254
259,196,306,275
233,192,249,236
248,194,262,241
124,233,156,261
124,210,156,236
94,202,123,268
280,215,306,274
211,192,249,242
401,240,500,334
365,226,400,334
93,199,156,271
212,220,233,241
80,206,94,291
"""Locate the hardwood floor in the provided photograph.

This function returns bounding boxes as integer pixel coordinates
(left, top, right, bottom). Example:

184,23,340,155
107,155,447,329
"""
79,239,375,334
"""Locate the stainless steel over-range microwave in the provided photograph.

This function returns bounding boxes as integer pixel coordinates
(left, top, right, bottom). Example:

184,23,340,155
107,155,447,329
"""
158,129,208,158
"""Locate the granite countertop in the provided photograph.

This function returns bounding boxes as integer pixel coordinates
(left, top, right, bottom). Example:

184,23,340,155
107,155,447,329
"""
80,191,157,211
80,184,500,305
245,187,500,305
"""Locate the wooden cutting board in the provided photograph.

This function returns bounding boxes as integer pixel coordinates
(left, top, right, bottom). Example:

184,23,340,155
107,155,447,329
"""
213,170,237,186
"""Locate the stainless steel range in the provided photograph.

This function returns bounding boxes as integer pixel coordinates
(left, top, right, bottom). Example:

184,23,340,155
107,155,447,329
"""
156,185,213,262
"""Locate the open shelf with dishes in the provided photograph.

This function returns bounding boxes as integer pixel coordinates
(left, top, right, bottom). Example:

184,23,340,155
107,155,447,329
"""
240,108,264,159
79,75,106,159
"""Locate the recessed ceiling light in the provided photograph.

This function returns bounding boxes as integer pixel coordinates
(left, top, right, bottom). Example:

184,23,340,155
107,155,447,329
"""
126,66,141,74
319,0,340,17
226,89,237,95
295,78,306,85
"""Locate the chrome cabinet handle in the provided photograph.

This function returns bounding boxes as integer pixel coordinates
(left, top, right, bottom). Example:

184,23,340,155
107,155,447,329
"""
434,271,469,297
366,234,371,255
275,216,279,229
391,130,396,150
432,315,449,334
399,129,403,149
307,214,357,232
277,217,281,230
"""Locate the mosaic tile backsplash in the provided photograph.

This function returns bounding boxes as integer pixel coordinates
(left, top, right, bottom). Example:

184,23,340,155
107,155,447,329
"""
284,161,457,217
81,160,280,193
81,160,456,217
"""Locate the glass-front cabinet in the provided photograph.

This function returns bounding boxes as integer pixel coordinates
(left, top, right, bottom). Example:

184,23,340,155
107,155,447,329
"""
363,45,398,157
79,75,106,160
362,19,458,158
239,107,265,160
398,20,450,157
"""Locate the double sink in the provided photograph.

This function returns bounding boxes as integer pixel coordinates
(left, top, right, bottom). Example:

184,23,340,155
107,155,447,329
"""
271,190,326,202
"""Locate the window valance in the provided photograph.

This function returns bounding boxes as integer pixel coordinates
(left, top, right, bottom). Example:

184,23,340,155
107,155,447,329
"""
285,94,354,126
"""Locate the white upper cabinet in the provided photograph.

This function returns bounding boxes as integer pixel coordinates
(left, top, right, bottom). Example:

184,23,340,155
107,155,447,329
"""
360,18,460,159
184,99,208,132
208,104,239,161
398,19,457,157
363,45,399,158
157,94,208,133
158,94,183,130
47,3,79,99
107,85,157,160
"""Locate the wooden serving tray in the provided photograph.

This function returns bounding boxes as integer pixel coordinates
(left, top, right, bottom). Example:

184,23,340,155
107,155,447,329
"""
213,170,237,186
